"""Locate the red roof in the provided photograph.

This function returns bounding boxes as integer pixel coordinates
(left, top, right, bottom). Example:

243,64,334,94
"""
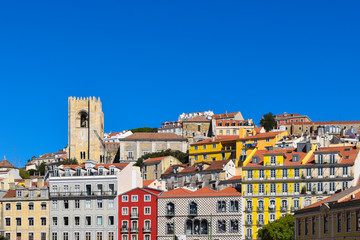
216,119,247,126
191,135,239,145
276,113,302,118
143,180,155,187
240,131,285,140
183,116,210,122
62,163,128,170
284,120,360,126
315,146,359,164
143,156,168,163
159,187,241,198
162,160,230,176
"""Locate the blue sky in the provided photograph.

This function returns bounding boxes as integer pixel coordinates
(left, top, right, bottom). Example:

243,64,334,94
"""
1,1,360,167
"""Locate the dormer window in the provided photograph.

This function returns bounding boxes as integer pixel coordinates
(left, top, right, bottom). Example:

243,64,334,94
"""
54,169,59,177
110,167,115,175
270,156,276,165
293,154,300,162
318,155,324,164
98,168,104,176
252,156,260,164
65,168,70,177
330,154,336,164
76,168,81,176
87,169,91,176
173,167,178,174
16,190,23,198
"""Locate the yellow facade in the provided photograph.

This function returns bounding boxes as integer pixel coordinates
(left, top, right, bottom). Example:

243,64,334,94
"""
189,137,237,164
0,184,49,240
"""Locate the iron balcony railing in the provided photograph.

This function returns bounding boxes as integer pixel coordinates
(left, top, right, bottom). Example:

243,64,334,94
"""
130,213,139,219
143,227,151,233
49,191,117,197
121,227,129,233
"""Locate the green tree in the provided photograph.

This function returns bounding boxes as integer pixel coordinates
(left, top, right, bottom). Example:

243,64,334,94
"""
19,169,30,179
260,112,277,132
0,236,9,240
135,149,188,167
38,162,46,175
258,214,295,240
130,127,158,133
56,158,79,166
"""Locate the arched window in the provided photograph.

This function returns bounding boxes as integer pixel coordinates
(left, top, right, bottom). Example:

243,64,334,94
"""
200,220,208,234
194,219,200,234
218,122,223,126
185,219,193,234
225,122,230,126
231,122,236,126
189,202,197,215
79,111,88,128
166,202,175,216
230,220,239,232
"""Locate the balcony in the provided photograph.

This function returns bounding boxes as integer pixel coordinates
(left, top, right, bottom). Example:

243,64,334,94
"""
143,227,151,233
245,206,253,212
245,220,253,225
257,220,264,226
130,213,139,219
257,206,264,212
121,227,129,233
280,206,288,212
189,209,197,216
268,205,276,212
49,190,117,198
130,228,138,233
166,211,175,217
245,234,253,240
291,206,300,212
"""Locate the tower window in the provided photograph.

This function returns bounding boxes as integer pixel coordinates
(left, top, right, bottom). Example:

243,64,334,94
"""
79,112,88,128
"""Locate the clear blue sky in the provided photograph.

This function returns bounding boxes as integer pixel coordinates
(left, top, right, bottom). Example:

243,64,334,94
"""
1,1,360,167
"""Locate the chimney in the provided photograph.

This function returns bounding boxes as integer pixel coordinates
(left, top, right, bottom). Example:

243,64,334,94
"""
37,179,44,188
25,179,31,188
9,182,15,190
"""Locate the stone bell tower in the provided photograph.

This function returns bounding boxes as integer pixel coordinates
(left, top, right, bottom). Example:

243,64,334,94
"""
68,96,104,163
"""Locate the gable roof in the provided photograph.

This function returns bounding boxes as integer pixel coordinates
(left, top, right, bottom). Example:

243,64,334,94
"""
143,156,168,164
159,186,241,198
240,131,285,141
0,157,16,169
212,112,240,119
191,135,239,146
162,160,230,176
183,116,210,122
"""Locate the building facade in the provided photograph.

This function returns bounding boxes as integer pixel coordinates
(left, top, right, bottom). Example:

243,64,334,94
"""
142,156,182,181
0,179,49,240
294,186,360,240
157,187,244,240
215,119,254,136
68,96,105,163
158,121,183,136
283,120,360,135
275,112,311,127
118,188,162,240
48,160,142,240
119,133,187,161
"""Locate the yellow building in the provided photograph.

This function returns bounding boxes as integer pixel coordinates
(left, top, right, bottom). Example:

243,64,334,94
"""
242,144,360,240
0,179,49,240
294,186,360,240
236,130,288,167
142,155,182,180
189,135,239,164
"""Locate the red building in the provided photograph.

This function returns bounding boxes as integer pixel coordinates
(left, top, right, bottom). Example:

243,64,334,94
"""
118,187,162,240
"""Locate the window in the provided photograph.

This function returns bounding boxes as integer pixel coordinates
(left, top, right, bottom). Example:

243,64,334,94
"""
346,212,351,232
330,182,335,192
144,195,151,202
230,200,239,212
343,166,349,176
217,220,226,232
337,214,342,233
16,202,22,210
52,217,58,226
270,156,276,164
108,199,114,209
64,200,69,209
259,183,265,194
41,202,47,210
318,182,323,192
16,217,21,226
269,199,276,210
298,219,302,236
203,145,206,150
5,233,10,240
52,200,58,209
41,217,46,226
312,217,316,235
5,203,11,211
63,232,69,240
324,215,329,234
167,223,174,234
97,199,103,209
16,190,23,197
230,220,239,232
108,216,114,225
75,216,80,226
307,168,312,177
108,232,114,240
282,169,288,178
63,217,69,226
29,202,34,210
144,207,151,215
41,233,46,240
270,183,276,194
318,167,323,177
343,181,349,190
166,203,175,215
247,184,253,194
259,169,265,179
194,146,198,150
52,232,58,240
294,168,300,177
122,195,129,202
97,216,103,226
85,216,91,226
86,232,91,240
122,207,129,215
270,169,276,178
217,201,226,212
282,183,288,193
74,232,80,240
28,233,34,240
74,200,80,209
265,137,270,143
330,167,335,177
86,199,91,209
131,195,138,202
97,232,103,240
5,217,11,226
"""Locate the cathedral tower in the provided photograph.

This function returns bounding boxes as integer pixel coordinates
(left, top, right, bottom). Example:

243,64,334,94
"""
68,96,104,163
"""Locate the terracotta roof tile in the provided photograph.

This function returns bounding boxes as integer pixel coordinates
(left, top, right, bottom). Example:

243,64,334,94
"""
0,157,16,168
191,135,239,145
239,131,286,141
144,156,168,163
213,112,239,119
183,116,210,122
159,187,241,198
284,120,360,126
143,180,155,187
